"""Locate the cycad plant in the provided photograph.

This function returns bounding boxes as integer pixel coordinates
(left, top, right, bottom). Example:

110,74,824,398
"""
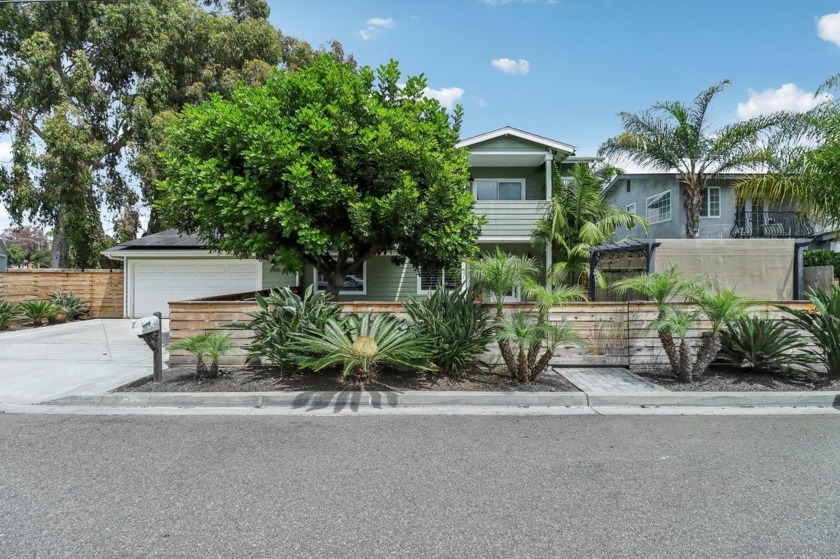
292,313,430,381
533,162,647,288
780,286,840,379
18,300,61,327
403,285,494,378
0,299,20,331
719,316,816,376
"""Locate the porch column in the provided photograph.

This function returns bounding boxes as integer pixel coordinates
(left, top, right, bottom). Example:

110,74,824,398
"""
545,153,553,289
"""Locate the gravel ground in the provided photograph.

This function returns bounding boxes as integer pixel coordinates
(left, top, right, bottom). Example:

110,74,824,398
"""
118,365,579,392
636,365,840,392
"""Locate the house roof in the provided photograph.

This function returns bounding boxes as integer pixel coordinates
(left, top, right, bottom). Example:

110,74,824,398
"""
104,229,206,252
456,126,576,154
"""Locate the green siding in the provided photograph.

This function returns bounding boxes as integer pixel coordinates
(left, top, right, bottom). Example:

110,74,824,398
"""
468,136,548,153
261,262,297,289
471,166,546,200
475,201,545,237
301,256,422,302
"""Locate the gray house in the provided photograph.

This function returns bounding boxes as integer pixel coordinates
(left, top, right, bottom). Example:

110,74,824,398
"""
605,173,831,245
0,239,7,271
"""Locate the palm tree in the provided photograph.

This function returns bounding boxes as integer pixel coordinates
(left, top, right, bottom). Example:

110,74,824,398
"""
692,289,752,379
736,74,840,225
533,162,647,288
599,80,780,238
611,268,700,373
650,309,698,382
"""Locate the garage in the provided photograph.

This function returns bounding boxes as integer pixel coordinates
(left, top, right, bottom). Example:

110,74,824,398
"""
103,230,297,318
129,259,260,317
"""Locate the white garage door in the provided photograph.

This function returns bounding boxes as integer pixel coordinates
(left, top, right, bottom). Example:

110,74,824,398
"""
132,259,260,317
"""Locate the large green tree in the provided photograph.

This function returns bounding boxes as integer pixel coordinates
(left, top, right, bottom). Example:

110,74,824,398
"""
533,162,647,288
157,55,481,295
736,75,840,224
0,0,298,267
599,80,780,238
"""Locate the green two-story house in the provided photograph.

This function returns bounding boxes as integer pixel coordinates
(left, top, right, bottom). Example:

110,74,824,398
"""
106,127,596,317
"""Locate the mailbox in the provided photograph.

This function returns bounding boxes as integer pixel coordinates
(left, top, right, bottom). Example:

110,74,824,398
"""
130,315,161,336
132,311,163,382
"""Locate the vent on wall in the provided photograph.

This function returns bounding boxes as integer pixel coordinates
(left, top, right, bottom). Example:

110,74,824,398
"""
626,180,631,193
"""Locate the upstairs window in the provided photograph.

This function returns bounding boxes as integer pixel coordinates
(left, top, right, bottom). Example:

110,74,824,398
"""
646,190,672,224
700,187,721,218
626,203,637,229
473,179,525,201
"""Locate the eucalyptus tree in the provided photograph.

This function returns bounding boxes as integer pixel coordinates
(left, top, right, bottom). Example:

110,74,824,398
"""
533,162,647,288
599,80,780,238
0,0,297,266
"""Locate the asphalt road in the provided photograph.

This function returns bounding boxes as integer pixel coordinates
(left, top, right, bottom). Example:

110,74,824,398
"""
2,414,839,558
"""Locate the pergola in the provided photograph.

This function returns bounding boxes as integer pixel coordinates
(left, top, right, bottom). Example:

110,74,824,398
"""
587,240,661,300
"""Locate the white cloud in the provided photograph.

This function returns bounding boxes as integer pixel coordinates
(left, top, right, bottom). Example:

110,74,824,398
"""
817,11,840,47
736,83,831,119
480,0,556,5
491,58,530,76
423,87,464,110
358,17,396,40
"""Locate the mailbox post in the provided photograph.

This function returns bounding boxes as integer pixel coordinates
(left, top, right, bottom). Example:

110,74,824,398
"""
131,311,163,382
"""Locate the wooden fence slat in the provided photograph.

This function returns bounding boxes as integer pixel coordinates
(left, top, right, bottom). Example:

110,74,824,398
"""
0,270,123,318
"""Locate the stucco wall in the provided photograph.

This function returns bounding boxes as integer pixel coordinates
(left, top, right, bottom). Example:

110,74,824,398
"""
653,239,795,300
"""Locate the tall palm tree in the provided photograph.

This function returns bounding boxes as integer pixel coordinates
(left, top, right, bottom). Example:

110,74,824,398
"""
533,162,647,288
736,74,840,225
599,80,781,238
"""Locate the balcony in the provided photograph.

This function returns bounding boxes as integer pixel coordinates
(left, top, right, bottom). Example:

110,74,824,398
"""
730,211,814,239
474,200,546,239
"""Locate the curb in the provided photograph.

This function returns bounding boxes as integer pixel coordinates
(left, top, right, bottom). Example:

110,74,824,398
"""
39,390,840,410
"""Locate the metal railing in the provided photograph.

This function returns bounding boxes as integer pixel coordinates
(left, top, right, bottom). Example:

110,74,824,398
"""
730,211,814,238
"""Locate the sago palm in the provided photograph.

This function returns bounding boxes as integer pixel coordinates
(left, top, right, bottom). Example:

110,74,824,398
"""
533,162,647,288
599,80,780,238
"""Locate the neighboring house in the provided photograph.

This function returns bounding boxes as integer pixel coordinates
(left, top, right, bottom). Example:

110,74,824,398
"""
0,239,7,271
105,126,598,317
606,173,834,247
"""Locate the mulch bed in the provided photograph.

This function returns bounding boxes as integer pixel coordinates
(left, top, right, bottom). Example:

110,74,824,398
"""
635,364,840,392
118,365,580,393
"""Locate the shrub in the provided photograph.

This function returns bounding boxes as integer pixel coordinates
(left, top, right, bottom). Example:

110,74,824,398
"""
781,286,840,379
18,300,61,327
292,313,431,381
403,286,494,377
803,249,840,279
171,332,235,378
48,291,91,321
0,299,20,331
719,316,817,377
236,287,340,376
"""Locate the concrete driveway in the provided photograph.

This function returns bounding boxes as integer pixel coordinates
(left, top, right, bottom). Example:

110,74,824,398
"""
0,319,166,405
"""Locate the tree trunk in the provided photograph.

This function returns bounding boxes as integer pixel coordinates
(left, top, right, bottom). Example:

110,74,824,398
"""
145,209,164,236
323,264,346,298
657,311,681,373
532,348,554,381
50,213,70,268
677,337,693,383
682,179,703,239
498,340,518,377
516,348,528,382
692,331,721,379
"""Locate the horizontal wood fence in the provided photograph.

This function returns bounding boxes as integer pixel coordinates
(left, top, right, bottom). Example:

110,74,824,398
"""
169,298,813,368
0,270,123,318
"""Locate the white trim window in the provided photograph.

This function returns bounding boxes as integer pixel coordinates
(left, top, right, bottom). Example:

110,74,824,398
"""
314,261,367,295
626,203,637,229
473,179,525,201
646,190,672,224
700,187,721,218
417,267,461,295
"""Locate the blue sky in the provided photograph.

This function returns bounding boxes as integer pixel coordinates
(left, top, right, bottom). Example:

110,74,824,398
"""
270,0,840,157
2,0,840,232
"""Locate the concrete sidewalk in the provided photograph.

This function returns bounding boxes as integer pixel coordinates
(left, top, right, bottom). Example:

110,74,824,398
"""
0,319,164,405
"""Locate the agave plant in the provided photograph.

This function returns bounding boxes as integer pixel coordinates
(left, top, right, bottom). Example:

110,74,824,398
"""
403,285,494,378
17,299,61,327
0,299,20,331
234,287,341,375
292,313,431,381
719,316,817,377
780,286,840,379
48,291,91,321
